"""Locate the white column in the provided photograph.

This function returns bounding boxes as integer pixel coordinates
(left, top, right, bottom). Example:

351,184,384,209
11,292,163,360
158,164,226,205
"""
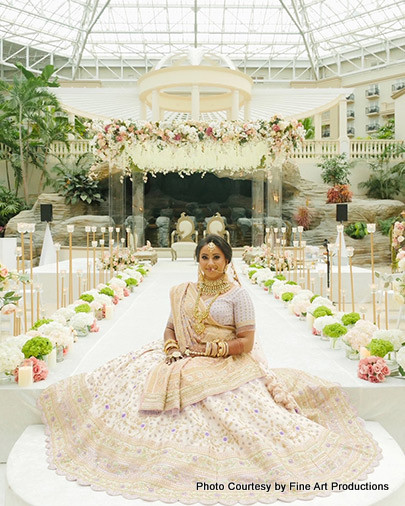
140,100,147,120
338,97,350,155
231,90,239,120
191,85,200,120
226,108,231,120
244,99,251,121
314,113,322,141
151,90,159,122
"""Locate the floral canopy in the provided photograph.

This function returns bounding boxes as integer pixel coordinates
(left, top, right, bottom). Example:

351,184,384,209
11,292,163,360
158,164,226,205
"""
89,117,305,179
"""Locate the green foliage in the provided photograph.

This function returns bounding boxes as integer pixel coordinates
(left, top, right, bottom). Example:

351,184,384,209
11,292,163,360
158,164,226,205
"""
274,274,286,281
359,144,405,200
310,294,320,303
31,318,53,330
79,293,94,303
136,266,148,275
299,117,314,140
368,339,394,358
264,279,275,289
286,281,297,285
125,277,138,286
52,153,105,205
74,303,91,313
0,185,26,227
376,119,395,140
341,312,361,326
344,222,368,239
312,306,333,318
378,217,397,236
323,323,348,338
22,336,53,359
281,292,294,302
100,287,114,297
317,154,353,186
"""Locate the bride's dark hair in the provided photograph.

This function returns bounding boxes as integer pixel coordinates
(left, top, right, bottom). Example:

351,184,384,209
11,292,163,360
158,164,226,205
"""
195,234,232,263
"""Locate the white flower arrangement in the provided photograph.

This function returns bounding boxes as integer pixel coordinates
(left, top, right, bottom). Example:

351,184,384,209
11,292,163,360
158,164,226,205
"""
292,290,313,302
49,313,67,326
372,329,405,352
271,280,287,298
52,306,76,322
123,269,143,283
251,268,273,286
69,312,94,331
292,299,311,316
94,293,113,306
89,300,103,312
344,319,378,351
109,277,126,289
36,322,74,348
309,296,335,312
278,284,302,297
0,341,24,373
313,315,339,333
397,346,405,371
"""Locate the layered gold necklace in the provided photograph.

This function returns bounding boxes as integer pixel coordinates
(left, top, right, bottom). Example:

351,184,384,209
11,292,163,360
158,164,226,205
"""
192,276,231,335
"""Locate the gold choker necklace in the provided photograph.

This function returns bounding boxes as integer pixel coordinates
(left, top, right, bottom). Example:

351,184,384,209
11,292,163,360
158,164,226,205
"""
198,276,231,296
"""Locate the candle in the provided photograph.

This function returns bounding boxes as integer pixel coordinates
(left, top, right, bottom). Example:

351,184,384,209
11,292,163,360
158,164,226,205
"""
45,347,57,369
360,346,371,359
104,305,114,319
18,365,33,387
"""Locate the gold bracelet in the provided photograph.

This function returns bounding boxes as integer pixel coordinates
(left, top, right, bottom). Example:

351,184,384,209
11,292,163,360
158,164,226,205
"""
211,342,218,357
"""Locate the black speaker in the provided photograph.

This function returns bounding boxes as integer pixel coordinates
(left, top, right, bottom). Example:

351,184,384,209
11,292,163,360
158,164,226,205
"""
336,203,348,222
40,204,53,222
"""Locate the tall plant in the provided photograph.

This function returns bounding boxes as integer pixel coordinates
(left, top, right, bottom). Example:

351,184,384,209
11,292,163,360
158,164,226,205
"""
0,63,68,204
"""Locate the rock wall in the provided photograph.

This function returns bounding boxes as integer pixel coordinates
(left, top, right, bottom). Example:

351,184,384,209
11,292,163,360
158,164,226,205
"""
5,193,114,263
282,161,404,266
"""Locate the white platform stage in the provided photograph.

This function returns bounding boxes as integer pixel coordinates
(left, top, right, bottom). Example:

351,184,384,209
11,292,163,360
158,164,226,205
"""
2,259,405,505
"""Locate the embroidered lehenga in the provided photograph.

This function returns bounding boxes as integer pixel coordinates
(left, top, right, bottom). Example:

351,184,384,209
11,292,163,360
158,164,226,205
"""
39,282,380,504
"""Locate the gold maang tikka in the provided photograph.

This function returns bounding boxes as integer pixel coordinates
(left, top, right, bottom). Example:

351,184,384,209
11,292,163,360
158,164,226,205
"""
207,241,215,251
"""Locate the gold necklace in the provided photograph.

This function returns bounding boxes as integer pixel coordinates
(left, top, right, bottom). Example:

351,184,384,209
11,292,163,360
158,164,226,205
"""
192,276,231,335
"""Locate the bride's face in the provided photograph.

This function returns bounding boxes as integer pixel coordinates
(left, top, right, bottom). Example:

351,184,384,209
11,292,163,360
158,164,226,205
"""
199,244,227,281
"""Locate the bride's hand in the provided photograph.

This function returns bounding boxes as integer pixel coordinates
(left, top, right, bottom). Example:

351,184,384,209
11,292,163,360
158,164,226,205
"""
165,350,183,365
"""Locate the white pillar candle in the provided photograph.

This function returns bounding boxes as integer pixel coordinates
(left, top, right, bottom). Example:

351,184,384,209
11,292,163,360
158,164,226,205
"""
18,365,33,387
45,347,57,369
104,305,114,319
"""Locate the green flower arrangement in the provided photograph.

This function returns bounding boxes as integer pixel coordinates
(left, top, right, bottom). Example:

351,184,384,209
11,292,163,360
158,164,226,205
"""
22,336,53,360
281,292,294,302
100,287,114,297
274,274,286,281
264,279,275,289
367,339,394,358
74,303,91,313
136,266,148,276
310,294,320,303
286,281,297,285
323,323,347,338
312,306,333,318
341,312,361,326
79,294,94,303
125,277,138,287
31,318,53,330
248,268,260,278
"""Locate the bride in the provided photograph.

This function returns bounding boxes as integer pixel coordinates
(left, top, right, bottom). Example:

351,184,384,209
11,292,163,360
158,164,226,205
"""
38,234,380,503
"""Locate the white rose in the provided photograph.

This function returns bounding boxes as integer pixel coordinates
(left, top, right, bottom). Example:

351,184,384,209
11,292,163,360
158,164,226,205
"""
396,346,405,370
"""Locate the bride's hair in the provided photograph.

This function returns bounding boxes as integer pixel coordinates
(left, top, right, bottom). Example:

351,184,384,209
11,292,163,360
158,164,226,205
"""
195,234,232,263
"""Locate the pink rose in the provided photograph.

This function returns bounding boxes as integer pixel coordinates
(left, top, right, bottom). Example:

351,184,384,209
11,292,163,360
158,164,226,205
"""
112,296,119,305
123,288,130,297
14,357,48,383
0,267,8,277
1,303,17,315
90,320,99,332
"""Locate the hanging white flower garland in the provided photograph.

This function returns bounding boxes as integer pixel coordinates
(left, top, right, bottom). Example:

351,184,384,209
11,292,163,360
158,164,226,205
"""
89,117,305,179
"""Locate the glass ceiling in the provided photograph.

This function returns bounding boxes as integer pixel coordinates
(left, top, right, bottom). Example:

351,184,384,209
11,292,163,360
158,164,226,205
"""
0,0,404,77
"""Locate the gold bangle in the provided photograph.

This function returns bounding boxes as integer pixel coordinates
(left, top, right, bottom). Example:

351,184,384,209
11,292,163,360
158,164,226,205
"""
211,342,218,357
205,342,212,356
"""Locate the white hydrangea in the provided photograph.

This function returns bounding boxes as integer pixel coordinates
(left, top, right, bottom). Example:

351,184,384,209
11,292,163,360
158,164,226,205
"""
69,312,94,331
94,293,113,306
251,268,273,285
292,290,313,302
272,280,287,298
109,277,126,289
372,329,405,352
309,296,335,312
37,322,74,348
313,315,339,332
52,306,76,322
0,341,24,373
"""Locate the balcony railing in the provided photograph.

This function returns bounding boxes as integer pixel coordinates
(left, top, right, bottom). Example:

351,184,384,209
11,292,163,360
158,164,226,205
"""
350,140,405,159
365,106,380,115
392,82,405,93
347,128,355,136
346,93,355,102
366,87,380,97
366,123,380,132
347,110,355,118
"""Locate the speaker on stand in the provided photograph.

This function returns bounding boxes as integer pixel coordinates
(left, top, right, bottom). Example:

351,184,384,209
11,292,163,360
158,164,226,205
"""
336,203,348,223
40,204,53,223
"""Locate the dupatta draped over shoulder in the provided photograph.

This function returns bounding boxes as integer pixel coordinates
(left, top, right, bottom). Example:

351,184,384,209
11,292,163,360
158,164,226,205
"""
139,282,265,413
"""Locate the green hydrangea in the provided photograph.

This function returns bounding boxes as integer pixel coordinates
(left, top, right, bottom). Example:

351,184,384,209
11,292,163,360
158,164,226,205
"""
341,312,361,326
264,279,275,288
286,281,297,285
274,274,286,281
310,294,320,303
368,339,394,358
312,305,333,318
100,287,114,297
79,294,94,303
323,323,347,338
75,303,91,313
281,292,294,302
136,266,147,276
22,336,53,360
248,268,260,278
31,318,53,330
125,277,138,286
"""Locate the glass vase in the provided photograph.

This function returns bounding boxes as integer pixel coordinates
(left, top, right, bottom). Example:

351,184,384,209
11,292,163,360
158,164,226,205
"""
329,337,342,350
384,351,397,368
75,326,90,337
0,371,14,384
344,346,360,360
56,345,64,363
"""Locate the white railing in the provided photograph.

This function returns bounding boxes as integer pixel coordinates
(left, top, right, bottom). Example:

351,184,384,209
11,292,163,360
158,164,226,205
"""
1,139,404,161
350,139,404,159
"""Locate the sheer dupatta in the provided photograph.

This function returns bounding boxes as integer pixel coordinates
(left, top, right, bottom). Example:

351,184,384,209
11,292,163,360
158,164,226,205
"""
139,282,264,414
